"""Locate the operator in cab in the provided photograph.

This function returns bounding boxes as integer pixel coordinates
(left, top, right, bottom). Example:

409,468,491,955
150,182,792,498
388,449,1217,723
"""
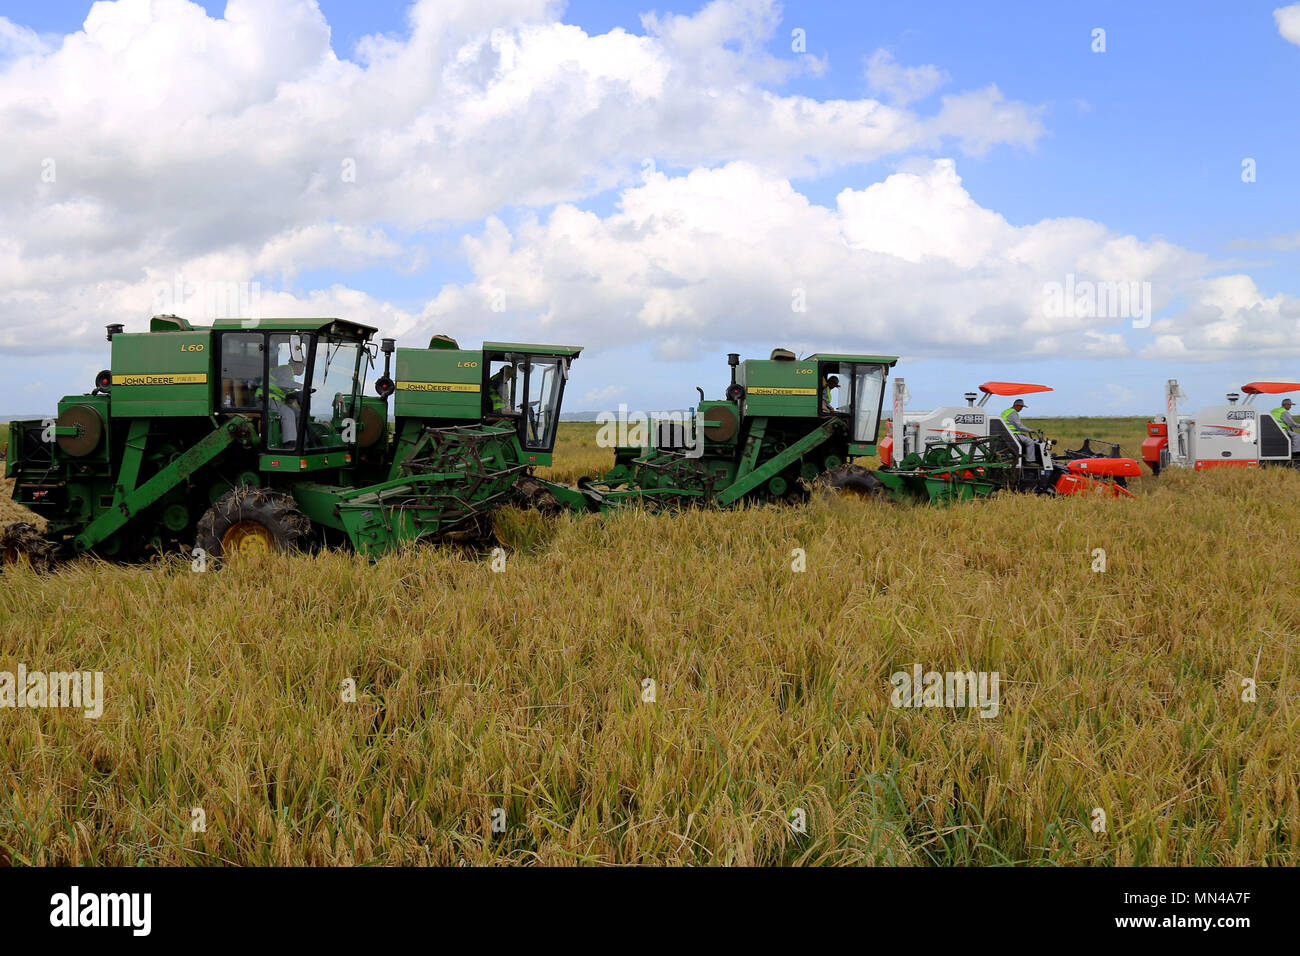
1271,398,1300,454
820,374,840,413
266,356,307,445
489,364,516,415
1002,398,1037,463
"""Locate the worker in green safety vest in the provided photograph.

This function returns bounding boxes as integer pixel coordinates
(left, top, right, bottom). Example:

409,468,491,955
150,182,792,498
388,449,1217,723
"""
260,358,305,444
488,365,516,415
1271,398,1300,454
1001,398,1037,463
820,374,840,413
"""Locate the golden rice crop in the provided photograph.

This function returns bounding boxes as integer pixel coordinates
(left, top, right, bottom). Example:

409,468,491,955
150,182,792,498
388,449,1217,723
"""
0,419,1296,865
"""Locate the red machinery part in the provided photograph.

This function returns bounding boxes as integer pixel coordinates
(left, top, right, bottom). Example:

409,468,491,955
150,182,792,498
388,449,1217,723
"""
1141,421,1167,473
877,433,893,462
1066,457,1142,478
1054,473,1135,498
1194,460,1258,470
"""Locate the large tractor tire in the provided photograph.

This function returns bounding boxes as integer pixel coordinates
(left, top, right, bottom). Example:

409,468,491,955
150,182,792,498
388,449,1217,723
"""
0,522,57,572
817,463,887,498
196,488,312,560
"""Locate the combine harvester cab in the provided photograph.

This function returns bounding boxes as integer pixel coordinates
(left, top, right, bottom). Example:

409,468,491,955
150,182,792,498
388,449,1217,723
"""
524,348,900,511
315,336,583,553
1143,379,1300,475
876,380,1140,500
2,318,583,566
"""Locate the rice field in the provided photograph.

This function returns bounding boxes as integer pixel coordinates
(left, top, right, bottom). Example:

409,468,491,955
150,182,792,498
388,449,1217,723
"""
1,419,1297,865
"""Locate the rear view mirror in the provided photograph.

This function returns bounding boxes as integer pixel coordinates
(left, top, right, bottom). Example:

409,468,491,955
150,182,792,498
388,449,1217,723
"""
290,334,305,363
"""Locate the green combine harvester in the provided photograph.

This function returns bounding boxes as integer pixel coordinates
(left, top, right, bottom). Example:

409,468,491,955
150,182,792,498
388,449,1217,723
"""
1,316,580,566
516,347,901,513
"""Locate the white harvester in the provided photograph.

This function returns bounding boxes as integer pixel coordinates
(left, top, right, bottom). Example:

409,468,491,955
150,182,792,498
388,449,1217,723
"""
879,380,1139,495
1143,380,1300,474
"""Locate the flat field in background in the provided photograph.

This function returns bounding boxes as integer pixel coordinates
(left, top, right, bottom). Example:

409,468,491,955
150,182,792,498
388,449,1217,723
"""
1,418,1298,865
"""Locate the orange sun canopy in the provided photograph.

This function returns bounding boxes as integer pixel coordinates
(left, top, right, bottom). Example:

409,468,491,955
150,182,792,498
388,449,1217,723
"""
978,382,1054,397
1241,381,1300,395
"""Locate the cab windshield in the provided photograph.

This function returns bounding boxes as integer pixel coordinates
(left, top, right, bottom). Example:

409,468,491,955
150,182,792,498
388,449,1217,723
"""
850,365,886,443
305,336,363,449
522,356,564,450
820,361,887,444
483,351,569,452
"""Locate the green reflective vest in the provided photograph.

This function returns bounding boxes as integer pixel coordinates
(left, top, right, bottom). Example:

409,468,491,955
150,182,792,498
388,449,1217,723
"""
1271,407,1293,432
1001,407,1028,435
257,381,289,403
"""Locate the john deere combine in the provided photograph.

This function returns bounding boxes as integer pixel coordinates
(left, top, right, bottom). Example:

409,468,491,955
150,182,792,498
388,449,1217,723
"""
517,347,901,512
2,316,580,566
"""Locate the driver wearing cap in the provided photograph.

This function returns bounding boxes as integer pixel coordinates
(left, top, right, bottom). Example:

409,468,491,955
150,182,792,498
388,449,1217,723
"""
1002,398,1037,464
1271,397,1300,454
820,374,840,413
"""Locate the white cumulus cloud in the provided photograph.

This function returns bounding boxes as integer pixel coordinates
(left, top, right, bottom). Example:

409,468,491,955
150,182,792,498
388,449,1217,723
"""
1275,3,1300,46
418,159,1219,360
864,49,948,105
0,0,1050,355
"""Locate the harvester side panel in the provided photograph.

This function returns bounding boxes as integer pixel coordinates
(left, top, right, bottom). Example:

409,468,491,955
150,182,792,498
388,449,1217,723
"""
109,331,214,418
738,358,820,417
394,348,482,420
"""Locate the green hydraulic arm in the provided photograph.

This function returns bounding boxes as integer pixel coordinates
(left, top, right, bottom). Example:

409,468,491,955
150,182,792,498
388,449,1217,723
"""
715,418,837,507
72,417,253,553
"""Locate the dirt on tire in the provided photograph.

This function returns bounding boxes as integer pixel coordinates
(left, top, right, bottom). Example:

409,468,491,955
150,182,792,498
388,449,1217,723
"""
813,463,887,498
0,521,57,572
195,487,312,560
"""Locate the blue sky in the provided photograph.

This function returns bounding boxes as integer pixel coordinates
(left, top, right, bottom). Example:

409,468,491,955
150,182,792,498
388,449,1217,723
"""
3,0,1300,418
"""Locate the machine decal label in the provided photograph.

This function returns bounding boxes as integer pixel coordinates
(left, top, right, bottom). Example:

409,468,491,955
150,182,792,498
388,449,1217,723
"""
112,373,207,386
954,414,985,424
747,387,817,396
395,381,480,392
1226,410,1255,420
